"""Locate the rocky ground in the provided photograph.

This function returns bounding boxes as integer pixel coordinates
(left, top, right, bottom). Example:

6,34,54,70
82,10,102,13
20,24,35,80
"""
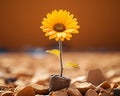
0,51,120,96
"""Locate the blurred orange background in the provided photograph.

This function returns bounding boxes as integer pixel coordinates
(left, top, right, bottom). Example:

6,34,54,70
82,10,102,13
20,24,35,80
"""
0,0,120,51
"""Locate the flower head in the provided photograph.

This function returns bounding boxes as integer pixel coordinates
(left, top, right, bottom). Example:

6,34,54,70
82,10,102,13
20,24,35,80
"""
40,10,80,41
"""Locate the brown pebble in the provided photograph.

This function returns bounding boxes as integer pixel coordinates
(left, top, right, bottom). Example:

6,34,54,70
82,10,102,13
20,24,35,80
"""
111,83,119,90
67,88,83,96
30,84,49,95
74,82,95,94
49,75,71,91
36,79,49,86
85,89,98,96
99,92,110,96
87,69,106,86
1,91,13,96
50,89,68,96
95,86,107,93
0,86,9,91
97,81,111,89
14,85,35,96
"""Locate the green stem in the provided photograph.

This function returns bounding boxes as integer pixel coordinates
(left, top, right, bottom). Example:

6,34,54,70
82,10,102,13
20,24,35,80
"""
59,40,63,77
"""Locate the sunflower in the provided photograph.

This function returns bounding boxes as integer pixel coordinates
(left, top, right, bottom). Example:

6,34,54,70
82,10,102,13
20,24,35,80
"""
40,10,80,41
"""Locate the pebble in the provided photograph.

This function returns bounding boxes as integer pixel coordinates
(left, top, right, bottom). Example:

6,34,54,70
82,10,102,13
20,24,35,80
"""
14,85,35,96
99,92,110,96
50,89,68,96
4,77,17,84
111,83,119,89
87,69,106,86
74,82,95,94
1,91,13,96
96,81,119,95
30,69,49,84
49,75,71,91
85,89,98,96
30,84,49,95
113,88,120,96
110,83,119,93
0,86,9,91
95,86,107,93
67,88,83,96
36,79,49,86
97,81,111,89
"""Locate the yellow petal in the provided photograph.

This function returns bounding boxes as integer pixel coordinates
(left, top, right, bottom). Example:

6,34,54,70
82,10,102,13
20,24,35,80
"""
61,32,66,38
43,28,52,32
60,37,64,41
49,33,57,39
66,22,78,29
64,14,74,26
57,33,62,38
48,31,56,35
64,29,75,33
55,37,59,41
66,33,72,37
71,30,79,33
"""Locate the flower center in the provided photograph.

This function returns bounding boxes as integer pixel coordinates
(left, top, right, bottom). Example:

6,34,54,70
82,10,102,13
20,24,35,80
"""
53,23,65,32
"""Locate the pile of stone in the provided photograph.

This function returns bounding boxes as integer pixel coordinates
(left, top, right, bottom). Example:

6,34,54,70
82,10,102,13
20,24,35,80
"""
0,80,120,96
0,69,120,96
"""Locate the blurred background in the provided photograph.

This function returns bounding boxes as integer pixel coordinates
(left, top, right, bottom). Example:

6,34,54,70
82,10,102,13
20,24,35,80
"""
0,0,120,52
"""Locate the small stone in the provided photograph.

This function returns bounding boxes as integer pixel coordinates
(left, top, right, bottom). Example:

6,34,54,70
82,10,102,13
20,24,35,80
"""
99,92,110,96
67,88,83,96
36,79,49,86
50,89,68,96
1,91,13,96
49,75,71,91
0,86,9,91
14,80,26,86
31,69,49,85
85,89,98,96
74,82,95,94
14,85,35,96
97,81,111,89
95,86,107,93
87,69,106,86
111,83,119,89
31,84,49,95
110,83,119,92
4,77,17,84
113,88,120,96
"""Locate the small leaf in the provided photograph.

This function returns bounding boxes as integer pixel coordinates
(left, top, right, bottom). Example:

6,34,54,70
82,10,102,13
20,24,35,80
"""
66,62,79,69
46,49,60,58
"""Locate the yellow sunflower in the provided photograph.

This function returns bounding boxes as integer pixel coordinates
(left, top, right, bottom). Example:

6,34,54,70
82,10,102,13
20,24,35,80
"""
40,10,80,41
